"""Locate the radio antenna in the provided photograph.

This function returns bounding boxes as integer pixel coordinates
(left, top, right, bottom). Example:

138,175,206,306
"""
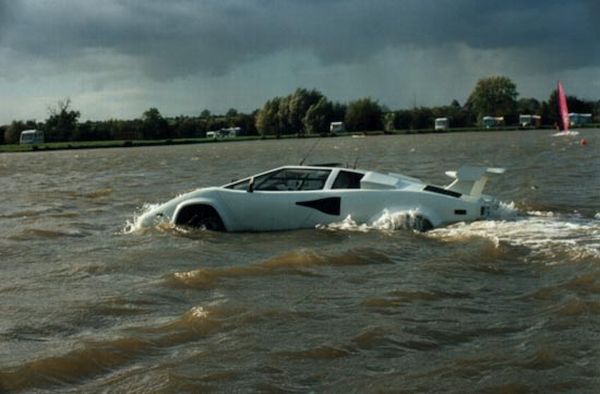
299,137,321,165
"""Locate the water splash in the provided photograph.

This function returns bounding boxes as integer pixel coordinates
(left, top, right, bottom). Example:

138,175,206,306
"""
429,204,600,263
490,201,520,220
319,201,598,262
188,306,209,319
317,209,426,233
317,215,370,232
122,203,162,234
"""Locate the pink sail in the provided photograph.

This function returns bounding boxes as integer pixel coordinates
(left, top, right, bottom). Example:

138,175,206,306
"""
557,81,570,132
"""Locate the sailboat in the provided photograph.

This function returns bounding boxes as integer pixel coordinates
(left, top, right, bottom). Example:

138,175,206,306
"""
553,81,579,136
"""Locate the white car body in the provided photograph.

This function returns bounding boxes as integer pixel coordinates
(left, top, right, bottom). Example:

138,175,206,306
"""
138,164,505,232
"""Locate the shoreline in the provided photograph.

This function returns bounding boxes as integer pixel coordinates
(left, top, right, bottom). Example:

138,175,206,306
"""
1,125,594,154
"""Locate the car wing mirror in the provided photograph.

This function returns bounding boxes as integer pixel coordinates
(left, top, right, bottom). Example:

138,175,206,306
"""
247,177,254,193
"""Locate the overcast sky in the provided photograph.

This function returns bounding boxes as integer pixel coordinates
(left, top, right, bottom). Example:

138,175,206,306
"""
0,0,598,124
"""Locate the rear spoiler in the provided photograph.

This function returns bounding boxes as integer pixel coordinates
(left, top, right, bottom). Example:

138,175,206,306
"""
445,166,505,197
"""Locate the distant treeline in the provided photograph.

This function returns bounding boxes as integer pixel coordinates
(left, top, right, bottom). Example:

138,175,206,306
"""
1,76,599,145
0,101,259,145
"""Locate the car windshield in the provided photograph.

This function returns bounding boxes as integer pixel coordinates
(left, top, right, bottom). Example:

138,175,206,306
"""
227,168,331,191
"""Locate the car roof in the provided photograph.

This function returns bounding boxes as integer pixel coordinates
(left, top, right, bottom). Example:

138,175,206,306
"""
278,165,366,173
221,165,369,188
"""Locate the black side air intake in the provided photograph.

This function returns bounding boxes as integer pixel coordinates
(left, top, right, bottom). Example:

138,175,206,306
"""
296,197,341,215
423,185,462,198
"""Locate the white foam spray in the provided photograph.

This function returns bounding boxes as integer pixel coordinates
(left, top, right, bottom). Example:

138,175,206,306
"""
317,209,426,233
429,202,600,262
319,202,599,262
122,203,162,234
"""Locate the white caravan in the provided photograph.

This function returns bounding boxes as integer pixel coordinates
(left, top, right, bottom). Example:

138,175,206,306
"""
434,118,449,131
19,129,44,144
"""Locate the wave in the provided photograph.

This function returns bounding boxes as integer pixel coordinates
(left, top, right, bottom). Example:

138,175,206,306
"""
81,188,113,199
361,289,471,309
276,345,352,360
0,337,151,392
0,304,223,392
428,204,600,263
8,227,88,240
552,130,580,137
167,248,392,289
526,271,600,303
0,207,65,219
349,326,439,354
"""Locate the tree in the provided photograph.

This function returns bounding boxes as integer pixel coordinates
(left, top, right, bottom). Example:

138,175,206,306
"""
172,116,199,139
344,97,383,132
4,121,26,144
256,97,282,136
45,98,80,142
232,112,258,136
225,108,239,127
331,102,346,124
142,107,170,139
276,96,292,134
517,98,541,115
467,76,518,124
434,100,470,128
410,107,434,130
256,88,335,136
393,110,413,130
3,119,39,144
384,112,398,132
287,88,324,134
303,97,333,134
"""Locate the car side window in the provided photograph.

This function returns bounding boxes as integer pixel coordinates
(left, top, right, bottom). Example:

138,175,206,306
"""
332,170,364,189
226,179,250,190
254,169,331,191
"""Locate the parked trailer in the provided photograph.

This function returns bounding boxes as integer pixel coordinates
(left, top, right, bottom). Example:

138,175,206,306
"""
434,117,449,131
19,129,45,144
568,113,592,126
519,114,541,128
207,127,242,139
329,122,345,134
482,116,504,129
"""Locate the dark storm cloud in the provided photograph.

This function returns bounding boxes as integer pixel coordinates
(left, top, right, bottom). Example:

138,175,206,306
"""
0,0,13,40
1,0,598,79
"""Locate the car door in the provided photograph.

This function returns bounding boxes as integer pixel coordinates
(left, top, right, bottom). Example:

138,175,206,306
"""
219,188,292,231
219,168,332,231
218,169,289,231
285,169,347,228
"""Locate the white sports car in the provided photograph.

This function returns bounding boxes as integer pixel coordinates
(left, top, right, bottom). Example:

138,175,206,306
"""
138,164,505,232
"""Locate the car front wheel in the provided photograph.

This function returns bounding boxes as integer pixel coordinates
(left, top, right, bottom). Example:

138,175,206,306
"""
174,204,226,231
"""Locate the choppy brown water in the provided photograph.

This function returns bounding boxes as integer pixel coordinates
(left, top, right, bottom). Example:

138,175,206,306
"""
1,130,599,392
